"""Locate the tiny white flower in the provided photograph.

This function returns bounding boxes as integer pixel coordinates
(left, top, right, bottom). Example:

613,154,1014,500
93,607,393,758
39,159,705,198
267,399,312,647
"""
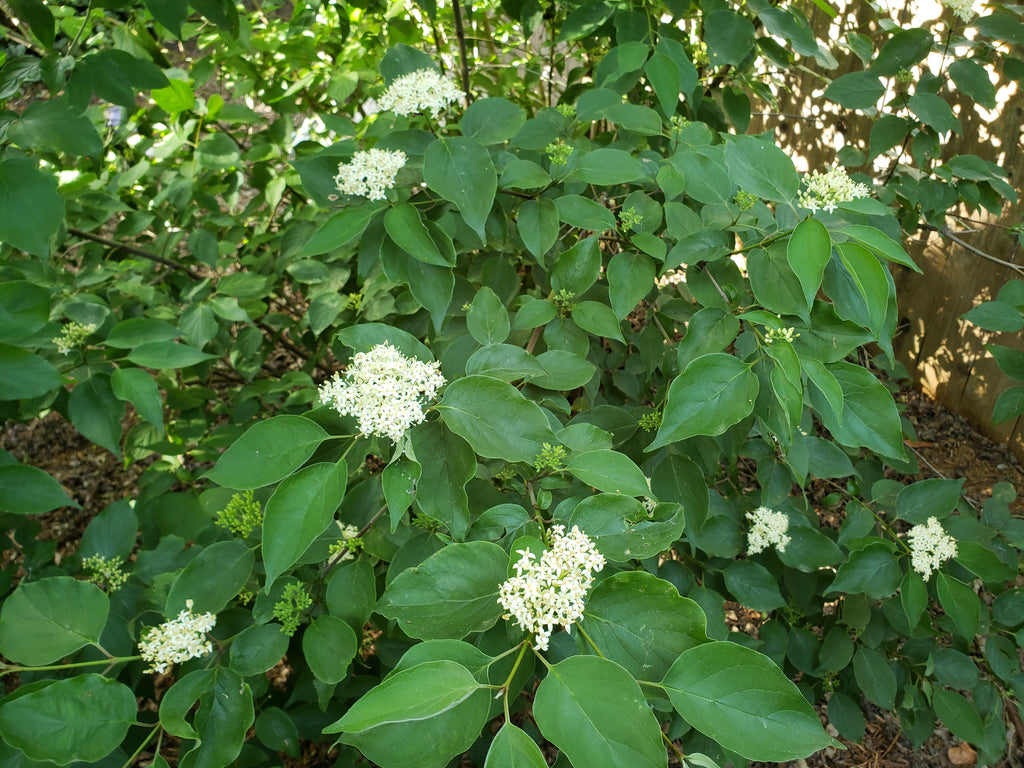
798,166,870,214
334,148,407,201
746,506,791,555
908,516,957,580
497,525,605,651
378,68,464,117
138,599,216,674
318,342,445,443
940,0,977,22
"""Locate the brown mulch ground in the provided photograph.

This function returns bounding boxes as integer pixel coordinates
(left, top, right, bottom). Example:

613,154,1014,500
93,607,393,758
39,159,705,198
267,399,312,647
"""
2,386,1023,768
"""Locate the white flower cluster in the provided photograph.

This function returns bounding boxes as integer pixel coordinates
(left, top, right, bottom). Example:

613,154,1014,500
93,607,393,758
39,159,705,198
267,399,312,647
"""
941,0,977,22
53,322,96,354
746,506,791,555
334,148,407,201
908,516,958,580
318,341,445,442
497,525,606,651
798,166,871,214
138,599,216,674
378,68,464,117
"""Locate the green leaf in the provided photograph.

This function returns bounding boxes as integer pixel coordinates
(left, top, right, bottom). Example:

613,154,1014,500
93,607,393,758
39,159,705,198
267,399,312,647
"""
813,362,907,461
461,97,526,144
144,0,187,37
570,495,685,561
382,455,421,531
152,78,195,113
572,148,646,185
437,375,556,463
127,341,218,369
105,318,179,349
608,251,655,319
326,660,489,768
167,539,254,615
932,689,986,746
908,92,960,135
9,100,102,156
0,675,135,764
723,559,786,611
380,237,454,332
9,0,54,48
484,723,548,768
676,308,740,370
80,499,136,561
377,541,508,640
423,137,496,239
825,543,902,598
159,670,213,740
895,478,963,524
802,358,843,424
385,203,452,267
534,655,667,768
336,322,435,362
993,385,1024,423
466,344,547,381
842,225,921,272
263,461,347,587
823,71,885,110
326,559,377,631
0,157,64,257
0,577,108,665
229,623,289,676
550,235,602,295
649,354,758,449
69,375,125,458
962,301,1024,332
409,422,475,540
787,217,832,310
869,114,911,160
937,573,980,640
949,59,997,110
566,450,649,496
0,281,49,341
704,9,755,67
517,198,559,260
206,415,330,490
572,300,624,343
303,616,358,684
468,286,511,345
579,571,708,680
0,463,76,515
558,1,616,41
500,158,551,190
111,367,164,433
178,667,254,768
853,646,896,709
724,135,799,203
531,349,597,389
302,207,374,257
833,242,889,335
901,569,929,626
661,642,836,760
554,195,616,232
870,27,934,77
987,343,1024,381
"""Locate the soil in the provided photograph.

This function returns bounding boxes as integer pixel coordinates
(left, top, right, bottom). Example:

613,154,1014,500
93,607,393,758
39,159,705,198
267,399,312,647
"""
2,386,1023,768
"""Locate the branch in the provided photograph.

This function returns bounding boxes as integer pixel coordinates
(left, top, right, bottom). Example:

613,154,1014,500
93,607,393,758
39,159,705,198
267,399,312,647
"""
451,0,472,102
919,224,1024,277
67,227,203,279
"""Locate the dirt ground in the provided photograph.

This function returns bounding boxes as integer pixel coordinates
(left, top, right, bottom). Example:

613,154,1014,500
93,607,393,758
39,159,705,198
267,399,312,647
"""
2,386,1023,768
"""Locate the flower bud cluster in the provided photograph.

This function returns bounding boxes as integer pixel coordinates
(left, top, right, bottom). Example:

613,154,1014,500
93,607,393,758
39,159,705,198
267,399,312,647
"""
334,148,407,201
82,554,129,592
138,599,216,674
798,166,870,214
765,327,800,345
908,516,958,579
318,341,445,443
53,322,96,355
497,525,605,651
378,68,464,117
746,506,791,555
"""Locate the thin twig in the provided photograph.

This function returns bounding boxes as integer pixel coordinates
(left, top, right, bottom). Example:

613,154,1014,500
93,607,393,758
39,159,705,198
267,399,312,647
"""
922,224,1024,277
451,0,472,102
67,227,203,279
322,504,387,573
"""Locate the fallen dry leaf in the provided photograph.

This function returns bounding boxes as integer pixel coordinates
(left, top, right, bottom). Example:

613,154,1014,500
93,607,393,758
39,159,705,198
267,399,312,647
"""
948,741,977,766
